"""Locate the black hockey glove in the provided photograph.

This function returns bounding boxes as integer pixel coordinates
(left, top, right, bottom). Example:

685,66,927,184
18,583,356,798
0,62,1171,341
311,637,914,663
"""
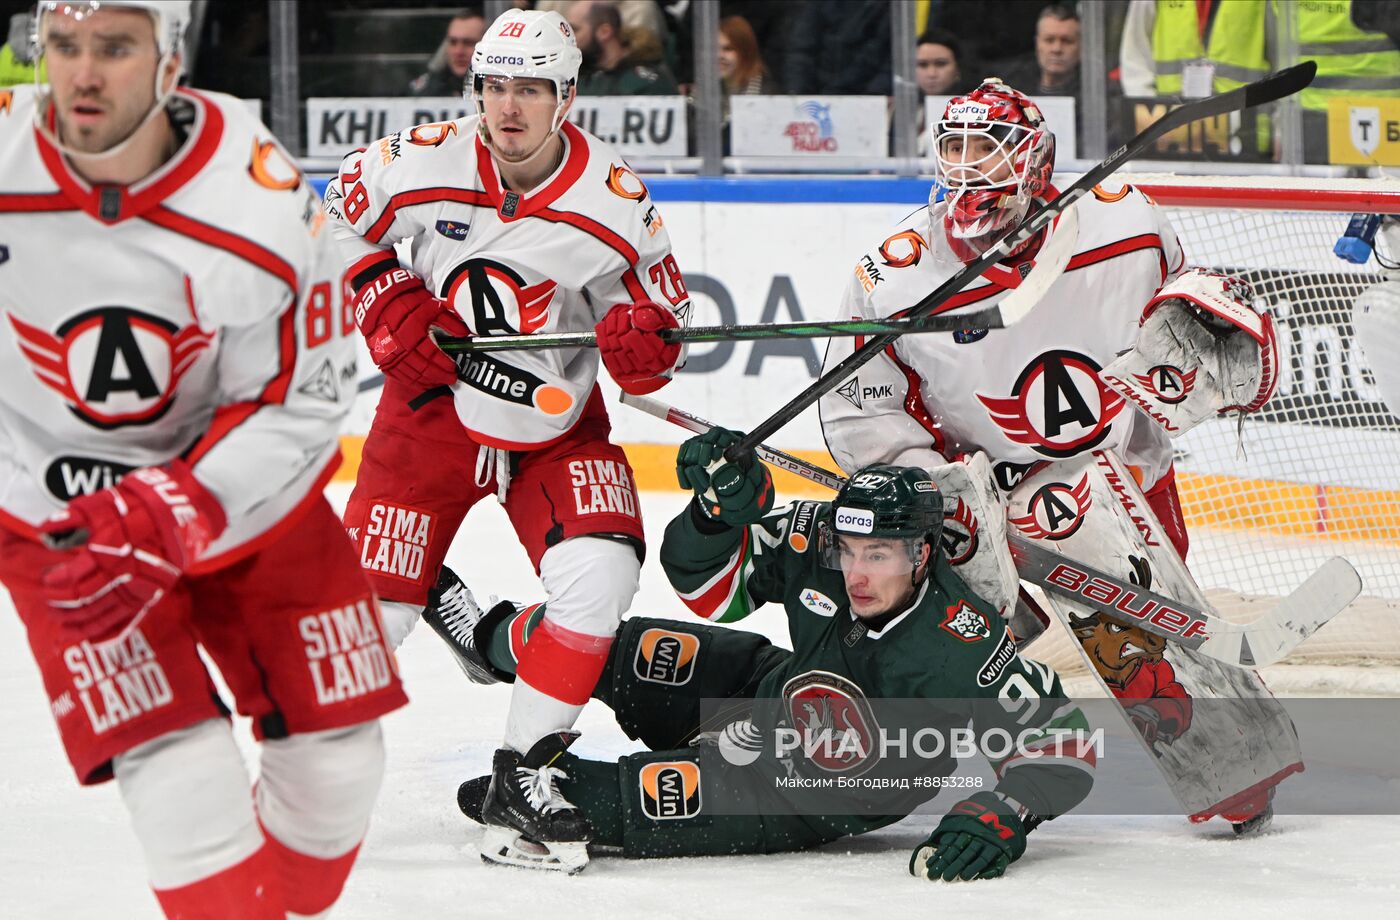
675,428,774,526
909,792,1028,882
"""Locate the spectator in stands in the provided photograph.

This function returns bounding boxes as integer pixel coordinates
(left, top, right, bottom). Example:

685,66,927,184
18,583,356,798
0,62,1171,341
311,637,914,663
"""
785,0,891,96
720,15,779,98
408,8,485,97
916,28,972,98
928,0,1038,71
568,0,679,96
1118,0,1400,161
1000,4,1080,98
1,12,39,88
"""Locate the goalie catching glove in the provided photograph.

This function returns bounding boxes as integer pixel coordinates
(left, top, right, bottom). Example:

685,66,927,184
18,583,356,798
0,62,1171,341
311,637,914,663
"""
1100,270,1278,437
39,460,227,644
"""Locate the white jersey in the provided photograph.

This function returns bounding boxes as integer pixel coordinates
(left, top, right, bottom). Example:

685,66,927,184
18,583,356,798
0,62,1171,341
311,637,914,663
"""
0,87,356,568
323,116,690,450
820,183,1186,493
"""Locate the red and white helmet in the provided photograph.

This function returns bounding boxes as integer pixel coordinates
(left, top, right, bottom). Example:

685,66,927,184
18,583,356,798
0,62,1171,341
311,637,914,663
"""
933,78,1055,261
471,8,581,136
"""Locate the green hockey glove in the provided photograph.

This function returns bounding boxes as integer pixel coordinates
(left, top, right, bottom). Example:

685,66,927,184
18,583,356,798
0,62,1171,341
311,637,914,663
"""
675,428,774,526
909,792,1028,882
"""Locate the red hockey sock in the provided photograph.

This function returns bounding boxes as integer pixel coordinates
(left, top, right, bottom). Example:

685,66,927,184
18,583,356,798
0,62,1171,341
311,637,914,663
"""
258,819,362,918
152,843,284,920
514,618,613,705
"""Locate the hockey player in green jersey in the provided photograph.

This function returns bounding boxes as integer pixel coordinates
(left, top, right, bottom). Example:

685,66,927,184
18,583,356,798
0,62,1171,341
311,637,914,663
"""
443,429,1095,878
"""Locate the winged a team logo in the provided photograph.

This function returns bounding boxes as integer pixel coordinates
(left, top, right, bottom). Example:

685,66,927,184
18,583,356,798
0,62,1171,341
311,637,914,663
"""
977,350,1125,458
9,307,213,429
442,257,558,336
1132,365,1196,405
941,497,981,565
1010,475,1092,541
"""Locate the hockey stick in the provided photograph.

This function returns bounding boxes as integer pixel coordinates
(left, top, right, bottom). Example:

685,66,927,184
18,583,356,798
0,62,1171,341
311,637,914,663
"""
621,389,1362,668
724,61,1318,463
434,203,1080,355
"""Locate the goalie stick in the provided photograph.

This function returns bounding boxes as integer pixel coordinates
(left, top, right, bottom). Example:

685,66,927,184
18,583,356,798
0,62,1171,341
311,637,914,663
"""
620,390,1361,669
434,201,1081,355
725,61,1319,463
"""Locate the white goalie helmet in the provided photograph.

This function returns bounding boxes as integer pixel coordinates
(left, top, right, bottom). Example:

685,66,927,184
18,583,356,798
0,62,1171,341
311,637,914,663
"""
33,1,191,158
471,8,581,136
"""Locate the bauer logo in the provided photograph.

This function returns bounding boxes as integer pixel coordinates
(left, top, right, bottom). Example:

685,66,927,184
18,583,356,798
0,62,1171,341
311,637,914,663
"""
634,628,699,685
834,507,874,534
638,761,703,820
800,589,839,617
941,600,992,642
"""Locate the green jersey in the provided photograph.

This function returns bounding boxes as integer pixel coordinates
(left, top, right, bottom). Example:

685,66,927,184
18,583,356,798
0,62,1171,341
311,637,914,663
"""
660,498,1096,816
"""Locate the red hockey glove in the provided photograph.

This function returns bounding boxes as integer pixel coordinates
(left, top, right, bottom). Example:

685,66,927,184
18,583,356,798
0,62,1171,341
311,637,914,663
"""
595,301,681,395
354,266,470,389
39,460,227,644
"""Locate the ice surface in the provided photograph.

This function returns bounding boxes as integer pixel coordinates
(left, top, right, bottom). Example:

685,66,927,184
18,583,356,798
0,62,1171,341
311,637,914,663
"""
3,486,1398,918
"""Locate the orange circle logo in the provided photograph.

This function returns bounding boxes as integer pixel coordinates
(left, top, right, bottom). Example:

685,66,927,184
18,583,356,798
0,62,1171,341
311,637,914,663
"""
533,386,573,416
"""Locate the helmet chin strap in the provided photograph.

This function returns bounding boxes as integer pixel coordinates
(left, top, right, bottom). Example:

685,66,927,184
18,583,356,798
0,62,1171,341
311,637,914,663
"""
475,85,572,176
34,51,181,163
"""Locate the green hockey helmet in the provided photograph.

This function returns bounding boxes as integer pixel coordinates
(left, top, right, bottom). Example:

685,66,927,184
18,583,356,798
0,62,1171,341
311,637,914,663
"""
819,464,943,574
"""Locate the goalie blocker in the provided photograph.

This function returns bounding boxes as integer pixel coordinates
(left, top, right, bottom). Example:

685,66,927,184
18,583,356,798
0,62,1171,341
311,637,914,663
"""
1100,270,1279,436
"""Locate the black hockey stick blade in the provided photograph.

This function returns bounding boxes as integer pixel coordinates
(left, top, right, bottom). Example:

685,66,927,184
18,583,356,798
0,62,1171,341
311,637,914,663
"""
725,61,1318,464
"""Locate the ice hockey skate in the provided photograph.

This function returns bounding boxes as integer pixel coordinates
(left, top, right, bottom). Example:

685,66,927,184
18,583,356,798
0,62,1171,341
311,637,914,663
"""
421,567,500,685
479,731,592,874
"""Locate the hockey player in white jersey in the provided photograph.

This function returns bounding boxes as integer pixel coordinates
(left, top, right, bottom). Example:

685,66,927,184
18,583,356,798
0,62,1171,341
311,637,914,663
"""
1353,218,1400,415
322,7,691,873
819,79,1285,829
0,2,406,917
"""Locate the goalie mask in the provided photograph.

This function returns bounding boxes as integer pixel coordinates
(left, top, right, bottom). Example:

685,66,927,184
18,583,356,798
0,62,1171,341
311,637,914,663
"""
32,1,190,159
819,465,943,580
933,79,1055,262
471,8,581,161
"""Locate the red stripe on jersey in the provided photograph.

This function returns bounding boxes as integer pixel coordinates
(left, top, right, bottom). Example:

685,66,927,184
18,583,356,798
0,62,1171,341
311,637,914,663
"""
678,528,751,620
184,303,298,466
885,343,947,455
35,87,225,223
1066,234,1163,274
0,192,77,213
621,271,649,302
143,206,299,296
188,453,342,574
533,206,641,267
364,187,492,244
474,121,591,221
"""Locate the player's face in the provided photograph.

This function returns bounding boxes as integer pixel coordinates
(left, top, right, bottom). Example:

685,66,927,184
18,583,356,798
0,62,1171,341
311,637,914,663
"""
939,133,1014,185
446,16,485,78
838,536,928,619
482,75,567,162
43,7,174,155
916,43,959,96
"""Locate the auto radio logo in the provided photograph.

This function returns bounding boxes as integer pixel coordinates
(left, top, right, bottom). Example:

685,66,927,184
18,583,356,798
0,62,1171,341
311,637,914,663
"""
785,100,837,152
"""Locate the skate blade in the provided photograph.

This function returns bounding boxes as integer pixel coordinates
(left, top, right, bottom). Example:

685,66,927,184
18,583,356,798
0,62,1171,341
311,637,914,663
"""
480,825,589,875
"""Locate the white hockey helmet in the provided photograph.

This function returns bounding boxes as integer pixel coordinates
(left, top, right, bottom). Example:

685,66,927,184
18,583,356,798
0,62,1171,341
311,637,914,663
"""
35,1,190,57
471,8,581,134
32,1,191,158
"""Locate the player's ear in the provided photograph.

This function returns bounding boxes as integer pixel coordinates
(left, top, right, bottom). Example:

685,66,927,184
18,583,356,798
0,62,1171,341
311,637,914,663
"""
560,81,577,117
160,52,182,94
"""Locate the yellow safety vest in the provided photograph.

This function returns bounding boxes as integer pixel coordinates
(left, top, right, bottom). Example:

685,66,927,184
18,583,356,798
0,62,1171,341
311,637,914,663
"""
1291,0,1400,111
1151,0,1271,96
0,43,36,89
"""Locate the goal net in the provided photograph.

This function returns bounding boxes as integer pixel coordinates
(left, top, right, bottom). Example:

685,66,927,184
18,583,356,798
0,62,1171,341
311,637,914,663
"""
1026,174,1400,685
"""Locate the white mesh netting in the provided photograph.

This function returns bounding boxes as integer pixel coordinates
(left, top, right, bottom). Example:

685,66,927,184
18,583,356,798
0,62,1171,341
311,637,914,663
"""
1028,174,1400,681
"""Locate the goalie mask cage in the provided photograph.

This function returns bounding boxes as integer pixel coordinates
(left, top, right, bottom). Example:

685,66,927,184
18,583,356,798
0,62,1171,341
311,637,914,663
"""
1026,174,1400,686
